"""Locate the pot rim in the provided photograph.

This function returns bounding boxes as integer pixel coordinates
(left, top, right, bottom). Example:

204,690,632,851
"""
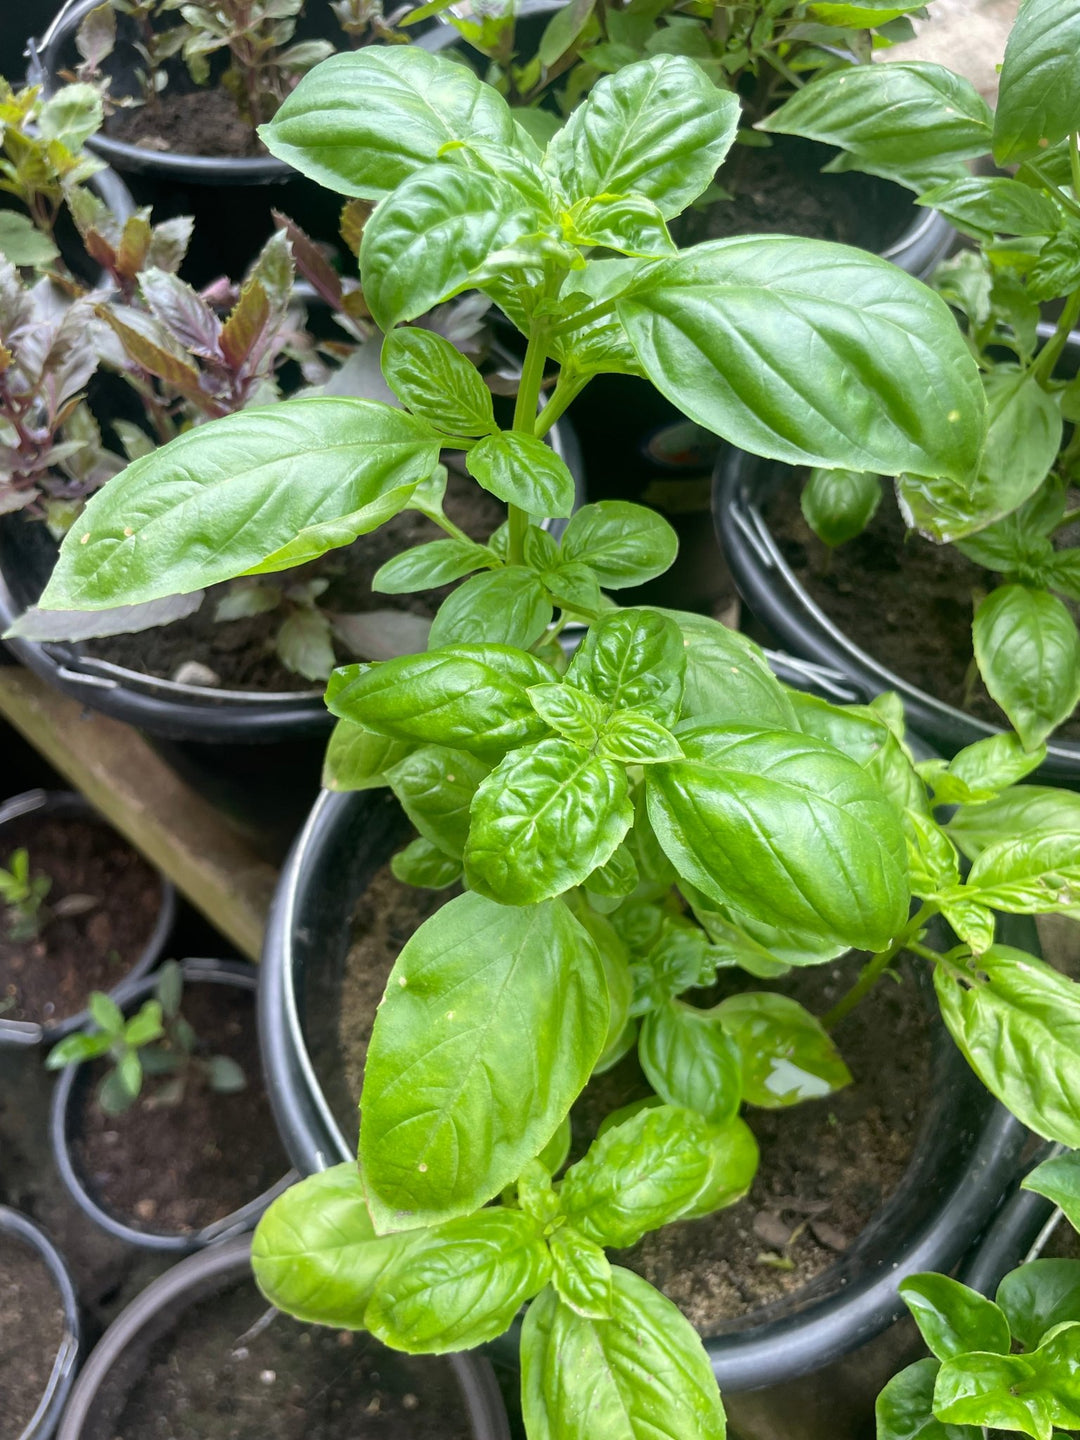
54,1233,511,1440
0,788,176,1048
48,956,296,1252
0,1204,82,1440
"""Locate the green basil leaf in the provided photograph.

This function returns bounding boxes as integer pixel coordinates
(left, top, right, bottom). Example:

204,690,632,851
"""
541,560,602,617
365,1208,552,1352
464,738,634,904
326,644,556,758
549,1227,613,1320
639,1000,743,1124
562,1104,756,1246
527,683,606,748
39,400,441,611
383,745,489,858
584,843,640,910
935,1323,1080,1438
1023,1152,1080,1232
949,788,1080,862
916,177,1064,243
428,567,553,650
1029,231,1080,303
391,836,463,889
938,732,1048,803
938,894,997,955
900,1274,1012,1360
717,991,852,1107
619,238,985,482
360,165,537,330
567,895,635,1064
934,946,1080,1147
876,1358,978,1440
993,0,1080,164
545,54,740,219
652,608,799,730
466,430,576,519
684,894,816,977
998,1261,1080,1350
566,608,686,722
538,0,596,66
558,502,677,589
646,726,909,952
973,585,1080,750
521,1268,727,1440
599,710,684,764
260,47,518,199
372,538,495,595
545,258,645,380
251,1165,417,1328
964,826,1080,916
801,468,882,547
568,193,677,257
760,62,992,192
361,892,608,1229
906,808,963,899
380,327,496,437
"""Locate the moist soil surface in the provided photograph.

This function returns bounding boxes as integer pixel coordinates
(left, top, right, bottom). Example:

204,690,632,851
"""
85,468,504,692
107,86,260,159
0,813,162,1029
672,135,917,253
73,980,288,1236
96,1277,474,1440
0,1232,68,1435
764,474,1080,741
322,863,932,1332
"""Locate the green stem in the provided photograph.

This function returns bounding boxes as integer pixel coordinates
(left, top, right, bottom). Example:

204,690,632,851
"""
534,372,589,441
552,297,618,339
908,940,945,965
823,904,937,1031
507,310,554,566
1024,159,1080,224
1033,289,1080,388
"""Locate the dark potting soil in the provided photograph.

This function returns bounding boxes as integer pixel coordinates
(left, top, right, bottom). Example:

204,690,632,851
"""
107,87,260,159
98,1277,474,1440
325,865,931,1332
0,1231,68,1435
764,475,1080,740
0,814,161,1028
73,981,288,1235
673,135,915,253
84,468,504,692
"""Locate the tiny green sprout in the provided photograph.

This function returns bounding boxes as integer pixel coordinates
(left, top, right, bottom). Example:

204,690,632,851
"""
46,961,245,1115
0,849,52,942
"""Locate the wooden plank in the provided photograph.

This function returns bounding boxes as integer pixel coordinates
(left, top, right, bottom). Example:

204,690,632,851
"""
0,667,277,961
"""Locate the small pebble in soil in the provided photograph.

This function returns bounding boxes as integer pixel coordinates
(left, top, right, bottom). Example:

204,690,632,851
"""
172,660,221,687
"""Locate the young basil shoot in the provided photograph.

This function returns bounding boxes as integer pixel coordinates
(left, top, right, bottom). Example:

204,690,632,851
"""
0,849,52,942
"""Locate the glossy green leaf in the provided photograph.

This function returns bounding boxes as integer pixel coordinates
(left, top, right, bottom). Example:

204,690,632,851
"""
549,1227,613,1320
381,328,496,437
801,468,881,547
974,585,1080,750
717,991,852,1108
566,608,685,722
259,47,518,199
619,238,985,481
527,683,606,748
360,165,536,330
372,538,495,595
998,1260,1080,1350
963,825,1080,916
599,710,684,764
993,0,1080,164
562,1104,755,1247
466,430,576,519
935,732,1048,804
916,177,1063,243
326,644,556,758
360,892,608,1228
521,1268,727,1440
559,501,678,589
365,1208,551,1352
949,788,1080,862
646,726,909,952
428,567,553,650
391,836,462,889
321,720,412,792
545,55,740,219
1023,1152,1080,1232
934,947,1080,1147
900,1274,1012,1360
639,1001,743,1124
652,609,798,730
39,400,442,611
760,62,992,191
569,194,676,257
934,1323,1080,1439
465,738,633,904
876,1358,978,1440
383,745,488,858
251,1165,418,1328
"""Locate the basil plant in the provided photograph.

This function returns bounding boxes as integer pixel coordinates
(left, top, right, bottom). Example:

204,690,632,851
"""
18,43,1036,1437
877,1151,1080,1440
762,0,1080,749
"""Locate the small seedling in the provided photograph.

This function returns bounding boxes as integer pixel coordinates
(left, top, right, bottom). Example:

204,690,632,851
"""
0,849,52,942
46,960,246,1115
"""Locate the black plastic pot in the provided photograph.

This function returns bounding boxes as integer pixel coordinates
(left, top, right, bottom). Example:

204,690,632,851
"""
960,1144,1064,1301
0,1204,82,1440
49,956,294,1252
55,1233,511,1440
0,788,175,1049
258,775,1032,1392
712,335,1080,787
